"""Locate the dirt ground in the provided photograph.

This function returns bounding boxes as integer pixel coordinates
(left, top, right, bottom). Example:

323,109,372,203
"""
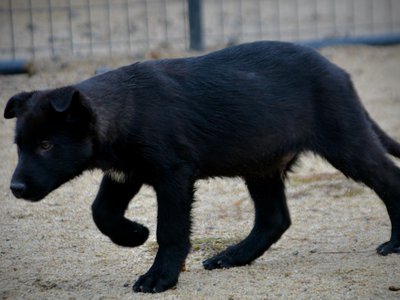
0,45,400,299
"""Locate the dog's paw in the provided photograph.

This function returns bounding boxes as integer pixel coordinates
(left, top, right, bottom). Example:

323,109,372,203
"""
109,221,149,247
376,240,400,255
132,270,177,293
203,248,250,270
203,243,257,270
203,254,236,270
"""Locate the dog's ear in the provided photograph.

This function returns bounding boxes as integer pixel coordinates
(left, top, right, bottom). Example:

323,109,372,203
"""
50,87,81,113
50,87,92,122
4,91,34,119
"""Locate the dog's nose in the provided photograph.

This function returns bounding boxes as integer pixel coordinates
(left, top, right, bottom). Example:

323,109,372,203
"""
10,182,27,198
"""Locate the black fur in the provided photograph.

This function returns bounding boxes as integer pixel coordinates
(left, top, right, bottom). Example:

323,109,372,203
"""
4,41,400,293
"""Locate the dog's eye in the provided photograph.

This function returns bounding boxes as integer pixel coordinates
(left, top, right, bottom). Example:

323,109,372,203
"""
40,140,53,151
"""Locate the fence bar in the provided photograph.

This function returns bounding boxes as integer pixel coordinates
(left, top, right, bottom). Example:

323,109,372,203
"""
143,0,150,49
48,0,55,57
87,0,93,55
9,0,16,59
188,0,203,50
0,59,32,75
300,33,400,48
28,0,35,58
68,0,74,55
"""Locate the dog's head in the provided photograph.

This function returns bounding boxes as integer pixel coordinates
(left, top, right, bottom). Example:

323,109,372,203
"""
4,86,95,201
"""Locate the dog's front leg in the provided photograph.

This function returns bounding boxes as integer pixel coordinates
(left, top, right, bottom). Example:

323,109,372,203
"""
91,175,149,247
133,166,194,293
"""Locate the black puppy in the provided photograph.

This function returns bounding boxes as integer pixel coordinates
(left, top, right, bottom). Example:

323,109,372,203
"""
4,41,400,293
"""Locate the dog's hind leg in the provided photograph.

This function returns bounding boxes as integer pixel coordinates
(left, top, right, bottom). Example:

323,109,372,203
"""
318,131,400,255
203,173,291,270
91,175,149,247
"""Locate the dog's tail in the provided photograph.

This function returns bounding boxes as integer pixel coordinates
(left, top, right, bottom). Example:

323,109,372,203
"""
365,110,400,158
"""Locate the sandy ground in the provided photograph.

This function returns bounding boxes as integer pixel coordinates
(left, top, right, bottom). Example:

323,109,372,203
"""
0,45,400,299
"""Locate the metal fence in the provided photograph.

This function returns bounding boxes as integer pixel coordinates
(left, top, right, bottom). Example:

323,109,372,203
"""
1,0,399,60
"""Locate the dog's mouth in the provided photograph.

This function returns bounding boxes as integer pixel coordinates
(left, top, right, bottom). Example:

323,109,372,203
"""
23,194,47,202
15,191,48,202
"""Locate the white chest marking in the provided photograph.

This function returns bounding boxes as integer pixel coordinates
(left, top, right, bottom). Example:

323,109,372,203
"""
105,169,126,183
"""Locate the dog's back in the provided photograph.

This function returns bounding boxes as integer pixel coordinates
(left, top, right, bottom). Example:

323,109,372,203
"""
74,41,351,179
